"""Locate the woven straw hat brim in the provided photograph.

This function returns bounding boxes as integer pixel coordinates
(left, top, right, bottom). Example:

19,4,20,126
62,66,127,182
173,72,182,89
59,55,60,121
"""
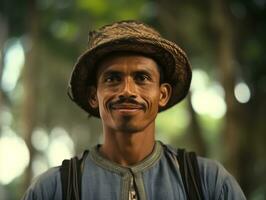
69,36,192,117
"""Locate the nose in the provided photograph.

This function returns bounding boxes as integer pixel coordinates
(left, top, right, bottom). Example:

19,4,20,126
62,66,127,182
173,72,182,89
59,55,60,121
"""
118,77,137,99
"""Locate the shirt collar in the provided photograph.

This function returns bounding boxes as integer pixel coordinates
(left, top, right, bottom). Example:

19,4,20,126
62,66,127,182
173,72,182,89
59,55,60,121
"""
89,141,163,175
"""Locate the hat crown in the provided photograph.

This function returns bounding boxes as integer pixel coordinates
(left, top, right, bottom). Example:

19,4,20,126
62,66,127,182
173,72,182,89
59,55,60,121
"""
88,20,161,49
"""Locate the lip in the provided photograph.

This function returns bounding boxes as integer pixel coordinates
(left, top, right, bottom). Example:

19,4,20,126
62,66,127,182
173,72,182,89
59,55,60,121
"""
110,103,144,114
111,103,143,109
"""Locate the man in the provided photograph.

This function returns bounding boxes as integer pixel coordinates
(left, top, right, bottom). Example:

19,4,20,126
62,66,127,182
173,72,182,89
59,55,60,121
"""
23,20,246,199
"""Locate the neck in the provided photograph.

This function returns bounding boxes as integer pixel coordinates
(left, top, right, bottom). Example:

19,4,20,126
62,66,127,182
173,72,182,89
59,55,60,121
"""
99,123,156,167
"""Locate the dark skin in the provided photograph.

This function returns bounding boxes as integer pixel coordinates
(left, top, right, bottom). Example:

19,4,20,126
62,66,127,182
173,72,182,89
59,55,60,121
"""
89,54,172,167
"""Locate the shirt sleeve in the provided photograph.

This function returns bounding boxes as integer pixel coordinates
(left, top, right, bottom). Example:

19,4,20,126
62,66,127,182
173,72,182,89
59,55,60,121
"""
197,157,246,200
21,167,62,200
217,173,246,200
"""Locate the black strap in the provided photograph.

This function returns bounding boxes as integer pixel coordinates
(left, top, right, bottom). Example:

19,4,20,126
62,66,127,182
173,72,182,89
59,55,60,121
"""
177,149,204,200
60,150,89,200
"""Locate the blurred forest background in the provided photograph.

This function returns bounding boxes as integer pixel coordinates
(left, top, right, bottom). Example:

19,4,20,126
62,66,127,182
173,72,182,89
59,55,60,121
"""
0,0,265,199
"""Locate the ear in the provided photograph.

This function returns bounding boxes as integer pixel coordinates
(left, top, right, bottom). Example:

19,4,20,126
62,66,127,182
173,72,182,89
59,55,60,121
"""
159,83,172,107
88,86,98,108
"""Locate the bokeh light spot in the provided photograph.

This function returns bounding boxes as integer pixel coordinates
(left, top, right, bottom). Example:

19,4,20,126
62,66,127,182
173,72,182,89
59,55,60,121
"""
0,127,30,185
1,39,25,92
46,127,74,167
234,82,251,103
191,69,226,119
31,128,49,151
191,88,226,119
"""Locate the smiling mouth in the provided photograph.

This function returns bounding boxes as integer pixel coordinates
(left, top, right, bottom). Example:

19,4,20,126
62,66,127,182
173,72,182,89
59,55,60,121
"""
110,103,144,113
111,104,143,110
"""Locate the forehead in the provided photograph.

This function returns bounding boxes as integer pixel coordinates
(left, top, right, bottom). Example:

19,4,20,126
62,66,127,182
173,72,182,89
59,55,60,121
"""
96,52,160,76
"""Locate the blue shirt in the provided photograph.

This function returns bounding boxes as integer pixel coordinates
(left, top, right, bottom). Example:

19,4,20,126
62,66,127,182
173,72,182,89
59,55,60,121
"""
22,141,246,200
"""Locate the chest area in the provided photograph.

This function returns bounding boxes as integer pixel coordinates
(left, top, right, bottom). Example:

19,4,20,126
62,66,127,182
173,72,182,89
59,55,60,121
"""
81,158,187,200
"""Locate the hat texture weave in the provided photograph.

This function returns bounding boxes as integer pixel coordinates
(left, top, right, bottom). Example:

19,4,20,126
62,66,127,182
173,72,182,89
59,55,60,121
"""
68,20,192,117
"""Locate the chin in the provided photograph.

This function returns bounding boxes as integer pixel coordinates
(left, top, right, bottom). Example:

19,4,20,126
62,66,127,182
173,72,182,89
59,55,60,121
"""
116,122,143,134
116,118,154,134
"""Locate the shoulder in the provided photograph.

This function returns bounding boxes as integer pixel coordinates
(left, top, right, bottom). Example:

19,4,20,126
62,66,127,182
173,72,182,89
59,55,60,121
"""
197,157,246,199
22,167,62,200
161,143,246,199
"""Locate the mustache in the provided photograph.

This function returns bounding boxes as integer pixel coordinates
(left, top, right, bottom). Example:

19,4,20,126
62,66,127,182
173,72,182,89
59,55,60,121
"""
109,97,146,109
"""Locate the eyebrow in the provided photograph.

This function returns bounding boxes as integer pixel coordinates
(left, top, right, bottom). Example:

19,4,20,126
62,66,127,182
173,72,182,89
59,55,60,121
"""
101,70,122,76
133,70,153,76
101,66,154,74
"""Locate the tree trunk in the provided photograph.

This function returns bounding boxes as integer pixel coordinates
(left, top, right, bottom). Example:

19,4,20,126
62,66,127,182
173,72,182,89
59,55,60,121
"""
21,0,39,191
210,0,241,178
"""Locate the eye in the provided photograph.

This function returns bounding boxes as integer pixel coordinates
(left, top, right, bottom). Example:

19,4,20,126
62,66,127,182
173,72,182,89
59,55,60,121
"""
104,74,121,83
134,73,151,83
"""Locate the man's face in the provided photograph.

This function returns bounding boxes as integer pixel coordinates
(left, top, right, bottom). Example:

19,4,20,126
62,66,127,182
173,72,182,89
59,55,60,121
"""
89,54,171,133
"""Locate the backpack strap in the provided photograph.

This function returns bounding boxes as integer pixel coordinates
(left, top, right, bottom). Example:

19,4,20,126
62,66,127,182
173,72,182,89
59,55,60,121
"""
177,149,204,200
60,150,89,200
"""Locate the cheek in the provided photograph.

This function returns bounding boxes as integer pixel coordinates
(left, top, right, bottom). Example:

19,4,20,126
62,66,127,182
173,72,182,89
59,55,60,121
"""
141,89,161,110
96,90,106,112
96,90,115,113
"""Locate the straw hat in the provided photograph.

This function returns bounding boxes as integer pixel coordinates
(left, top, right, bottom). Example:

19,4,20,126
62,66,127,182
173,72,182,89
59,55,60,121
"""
68,20,192,117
